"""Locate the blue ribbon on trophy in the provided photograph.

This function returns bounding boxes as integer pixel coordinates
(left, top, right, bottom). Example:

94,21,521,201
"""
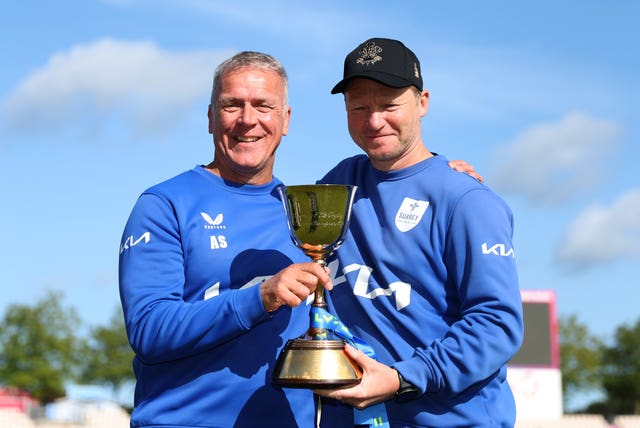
311,306,390,428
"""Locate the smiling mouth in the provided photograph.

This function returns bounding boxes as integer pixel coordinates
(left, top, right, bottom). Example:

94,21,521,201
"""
366,135,391,143
235,136,261,143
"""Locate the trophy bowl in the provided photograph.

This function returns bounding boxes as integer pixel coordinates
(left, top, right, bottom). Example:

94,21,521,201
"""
272,184,361,389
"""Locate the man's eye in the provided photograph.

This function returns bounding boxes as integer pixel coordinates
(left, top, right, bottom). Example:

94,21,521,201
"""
222,105,241,112
256,105,275,113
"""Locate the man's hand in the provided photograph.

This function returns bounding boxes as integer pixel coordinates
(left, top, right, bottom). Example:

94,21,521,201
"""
448,159,484,183
313,345,399,409
260,262,332,312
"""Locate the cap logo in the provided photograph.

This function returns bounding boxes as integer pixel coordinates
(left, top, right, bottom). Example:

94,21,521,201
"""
413,62,420,78
356,41,382,66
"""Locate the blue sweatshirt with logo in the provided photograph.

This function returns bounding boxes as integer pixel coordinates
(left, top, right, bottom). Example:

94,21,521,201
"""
118,166,314,428
319,154,524,427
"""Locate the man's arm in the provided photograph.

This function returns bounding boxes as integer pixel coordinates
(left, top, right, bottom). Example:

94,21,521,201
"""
315,189,522,407
119,193,331,365
395,188,523,396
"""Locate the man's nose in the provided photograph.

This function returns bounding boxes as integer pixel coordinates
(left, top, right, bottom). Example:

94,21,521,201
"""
239,105,258,125
366,111,385,129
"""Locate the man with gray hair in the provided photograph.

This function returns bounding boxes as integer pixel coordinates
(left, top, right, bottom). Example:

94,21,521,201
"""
119,51,331,428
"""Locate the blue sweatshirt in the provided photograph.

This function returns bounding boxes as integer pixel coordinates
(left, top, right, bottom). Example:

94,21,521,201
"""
119,166,314,428
319,155,524,427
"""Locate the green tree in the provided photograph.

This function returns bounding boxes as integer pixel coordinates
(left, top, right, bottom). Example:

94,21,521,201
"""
599,318,640,414
80,307,135,395
0,291,85,404
559,314,603,410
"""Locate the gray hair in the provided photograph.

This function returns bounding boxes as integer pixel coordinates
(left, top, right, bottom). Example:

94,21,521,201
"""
210,51,289,108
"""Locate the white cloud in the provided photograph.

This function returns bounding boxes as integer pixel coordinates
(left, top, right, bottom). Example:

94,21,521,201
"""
489,112,622,204
556,189,640,268
1,38,231,136
97,0,366,48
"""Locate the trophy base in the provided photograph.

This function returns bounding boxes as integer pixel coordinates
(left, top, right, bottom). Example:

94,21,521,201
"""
272,339,363,389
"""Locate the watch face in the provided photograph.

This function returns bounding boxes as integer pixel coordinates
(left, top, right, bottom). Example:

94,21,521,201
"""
396,387,419,403
396,372,419,402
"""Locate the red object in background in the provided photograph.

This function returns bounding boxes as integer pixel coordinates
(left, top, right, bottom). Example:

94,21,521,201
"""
0,387,39,413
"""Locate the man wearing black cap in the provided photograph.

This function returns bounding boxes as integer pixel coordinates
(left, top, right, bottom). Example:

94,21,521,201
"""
314,38,524,427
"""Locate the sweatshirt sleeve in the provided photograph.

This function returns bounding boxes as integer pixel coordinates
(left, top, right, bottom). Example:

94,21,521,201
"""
394,187,524,395
118,193,270,365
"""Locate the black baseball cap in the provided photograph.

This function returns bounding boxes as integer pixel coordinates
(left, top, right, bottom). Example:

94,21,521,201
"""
331,37,423,94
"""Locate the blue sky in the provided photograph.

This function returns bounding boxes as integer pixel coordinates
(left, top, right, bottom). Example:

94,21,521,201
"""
1,0,638,346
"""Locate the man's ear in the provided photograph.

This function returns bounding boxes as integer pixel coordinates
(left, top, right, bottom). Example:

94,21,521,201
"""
282,106,292,136
420,90,429,117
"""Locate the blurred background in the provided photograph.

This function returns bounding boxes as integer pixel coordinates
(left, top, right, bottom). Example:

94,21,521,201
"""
1,1,638,427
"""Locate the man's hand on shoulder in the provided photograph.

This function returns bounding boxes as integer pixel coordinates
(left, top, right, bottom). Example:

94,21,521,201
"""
448,159,484,183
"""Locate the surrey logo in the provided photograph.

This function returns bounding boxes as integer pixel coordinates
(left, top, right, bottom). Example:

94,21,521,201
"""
201,212,225,230
395,197,429,232
356,41,383,66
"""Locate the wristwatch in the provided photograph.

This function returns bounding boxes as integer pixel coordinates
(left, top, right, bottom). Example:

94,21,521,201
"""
395,370,419,402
